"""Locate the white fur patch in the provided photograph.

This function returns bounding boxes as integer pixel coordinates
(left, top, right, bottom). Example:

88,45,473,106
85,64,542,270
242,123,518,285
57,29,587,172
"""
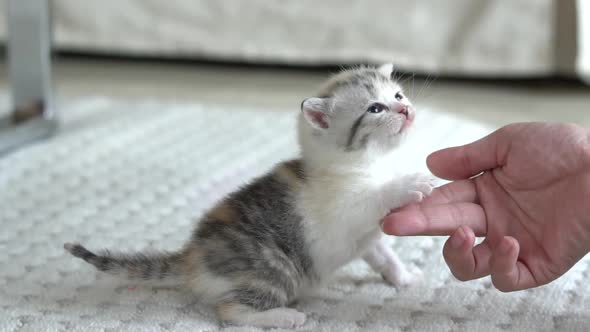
297,155,433,278
220,305,306,328
187,270,234,304
377,63,394,77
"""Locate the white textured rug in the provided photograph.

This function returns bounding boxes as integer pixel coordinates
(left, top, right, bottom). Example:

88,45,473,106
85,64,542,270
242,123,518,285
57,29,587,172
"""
1,98,589,332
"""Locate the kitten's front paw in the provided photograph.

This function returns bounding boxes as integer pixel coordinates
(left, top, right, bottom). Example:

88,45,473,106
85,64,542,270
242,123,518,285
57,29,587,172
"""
401,173,437,205
382,266,423,288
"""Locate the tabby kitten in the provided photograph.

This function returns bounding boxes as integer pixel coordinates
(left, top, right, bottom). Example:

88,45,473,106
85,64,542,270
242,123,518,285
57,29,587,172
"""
65,64,433,328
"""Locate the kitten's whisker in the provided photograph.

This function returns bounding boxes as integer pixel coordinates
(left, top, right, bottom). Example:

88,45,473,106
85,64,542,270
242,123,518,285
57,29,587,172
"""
412,74,439,105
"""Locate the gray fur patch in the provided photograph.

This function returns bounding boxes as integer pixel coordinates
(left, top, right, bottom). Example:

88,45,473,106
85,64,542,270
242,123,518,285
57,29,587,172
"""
318,69,383,98
283,159,305,181
359,134,370,149
64,243,184,281
195,170,314,309
222,286,287,311
346,113,367,151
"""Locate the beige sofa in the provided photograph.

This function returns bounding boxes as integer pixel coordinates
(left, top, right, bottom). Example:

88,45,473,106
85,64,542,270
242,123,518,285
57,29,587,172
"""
0,0,588,80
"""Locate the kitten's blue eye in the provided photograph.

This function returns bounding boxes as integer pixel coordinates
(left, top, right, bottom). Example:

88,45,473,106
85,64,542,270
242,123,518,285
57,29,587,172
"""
367,103,388,114
395,92,404,101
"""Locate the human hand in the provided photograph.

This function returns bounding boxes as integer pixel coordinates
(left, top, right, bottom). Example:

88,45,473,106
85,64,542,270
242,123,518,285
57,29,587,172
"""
382,122,590,291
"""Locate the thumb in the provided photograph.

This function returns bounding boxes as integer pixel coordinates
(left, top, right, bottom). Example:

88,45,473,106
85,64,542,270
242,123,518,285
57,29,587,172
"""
427,128,507,180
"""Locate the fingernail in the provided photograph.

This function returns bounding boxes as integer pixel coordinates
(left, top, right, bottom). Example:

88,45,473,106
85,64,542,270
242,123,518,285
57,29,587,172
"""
450,227,465,249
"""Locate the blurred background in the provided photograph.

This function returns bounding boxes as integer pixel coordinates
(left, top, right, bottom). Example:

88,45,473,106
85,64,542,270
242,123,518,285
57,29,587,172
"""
1,2,590,330
0,0,589,130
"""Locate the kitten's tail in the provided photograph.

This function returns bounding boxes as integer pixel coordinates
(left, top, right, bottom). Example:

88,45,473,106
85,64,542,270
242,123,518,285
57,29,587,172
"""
64,243,189,284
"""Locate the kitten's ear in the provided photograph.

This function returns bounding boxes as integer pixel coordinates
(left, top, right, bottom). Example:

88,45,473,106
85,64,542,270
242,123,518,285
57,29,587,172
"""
301,97,331,130
378,63,394,78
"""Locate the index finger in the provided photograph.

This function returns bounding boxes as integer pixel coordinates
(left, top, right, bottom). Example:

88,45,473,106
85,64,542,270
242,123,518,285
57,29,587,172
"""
382,180,486,236
382,202,487,236
420,180,479,206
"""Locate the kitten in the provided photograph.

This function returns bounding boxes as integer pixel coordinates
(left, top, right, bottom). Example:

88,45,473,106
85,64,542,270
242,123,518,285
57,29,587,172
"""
64,64,434,328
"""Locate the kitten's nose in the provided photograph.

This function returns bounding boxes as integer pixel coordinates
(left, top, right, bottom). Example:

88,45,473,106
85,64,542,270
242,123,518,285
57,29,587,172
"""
396,105,409,117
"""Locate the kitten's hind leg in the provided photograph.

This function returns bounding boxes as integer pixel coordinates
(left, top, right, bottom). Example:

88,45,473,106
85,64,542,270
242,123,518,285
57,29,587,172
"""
216,303,306,328
363,237,422,288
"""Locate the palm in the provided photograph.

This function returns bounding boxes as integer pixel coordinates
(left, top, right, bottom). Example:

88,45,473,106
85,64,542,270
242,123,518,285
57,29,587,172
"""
383,123,590,291
477,169,585,285
481,124,590,284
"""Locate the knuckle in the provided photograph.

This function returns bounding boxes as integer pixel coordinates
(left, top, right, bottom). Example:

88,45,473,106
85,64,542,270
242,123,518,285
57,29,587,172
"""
458,147,474,173
451,270,472,282
443,250,472,282
446,204,466,228
437,184,452,202
490,270,518,292
492,279,514,293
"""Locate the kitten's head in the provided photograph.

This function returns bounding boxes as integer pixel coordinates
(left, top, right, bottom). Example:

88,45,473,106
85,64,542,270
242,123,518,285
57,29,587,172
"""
298,64,414,164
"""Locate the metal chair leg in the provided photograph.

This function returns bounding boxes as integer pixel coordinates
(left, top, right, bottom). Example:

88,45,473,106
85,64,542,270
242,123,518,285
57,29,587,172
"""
0,0,56,155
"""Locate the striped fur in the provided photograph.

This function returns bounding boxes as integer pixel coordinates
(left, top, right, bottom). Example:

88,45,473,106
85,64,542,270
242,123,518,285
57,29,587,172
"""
195,161,314,310
64,243,185,282
66,159,314,322
300,65,414,157
346,113,368,150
